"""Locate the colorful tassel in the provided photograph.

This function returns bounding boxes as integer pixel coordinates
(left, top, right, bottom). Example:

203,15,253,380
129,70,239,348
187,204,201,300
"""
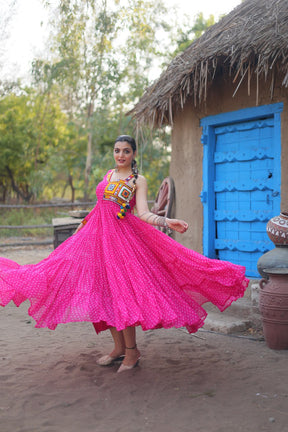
117,203,130,219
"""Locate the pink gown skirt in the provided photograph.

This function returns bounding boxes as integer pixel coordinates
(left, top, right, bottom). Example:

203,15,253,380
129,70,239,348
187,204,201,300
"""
0,173,249,333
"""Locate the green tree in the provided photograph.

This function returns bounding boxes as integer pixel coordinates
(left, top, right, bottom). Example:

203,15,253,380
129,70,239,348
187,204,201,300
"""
41,0,121,198
172,12,215,57
39,0,172,198
32,59,88,201
0,88,70,202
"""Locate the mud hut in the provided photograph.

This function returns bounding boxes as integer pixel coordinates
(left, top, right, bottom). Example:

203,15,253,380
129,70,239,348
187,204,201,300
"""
130,0,288,277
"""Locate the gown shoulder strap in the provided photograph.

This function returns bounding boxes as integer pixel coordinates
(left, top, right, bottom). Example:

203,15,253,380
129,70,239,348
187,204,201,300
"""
125,174,135,182
106,169,114,182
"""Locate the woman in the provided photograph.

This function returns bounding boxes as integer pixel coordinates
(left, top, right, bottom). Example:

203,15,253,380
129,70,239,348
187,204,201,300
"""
0,135,249,373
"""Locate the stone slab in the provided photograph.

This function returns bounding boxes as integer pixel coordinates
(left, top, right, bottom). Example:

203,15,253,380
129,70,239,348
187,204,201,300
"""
203,311,252,334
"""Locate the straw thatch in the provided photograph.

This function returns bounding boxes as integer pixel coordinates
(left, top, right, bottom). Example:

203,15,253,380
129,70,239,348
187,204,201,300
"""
129,0,288,128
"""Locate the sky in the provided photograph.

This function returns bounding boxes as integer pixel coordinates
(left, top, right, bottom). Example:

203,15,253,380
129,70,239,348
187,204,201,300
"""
1,0,242,81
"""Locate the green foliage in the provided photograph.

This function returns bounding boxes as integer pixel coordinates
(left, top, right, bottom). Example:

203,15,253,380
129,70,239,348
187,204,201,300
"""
32,0,174,200
0,1,216,206
141,145,170,200
0,86,73,201
172,12,215,57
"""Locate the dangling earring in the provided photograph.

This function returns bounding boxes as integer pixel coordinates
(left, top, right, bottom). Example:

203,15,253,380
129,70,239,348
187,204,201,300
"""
131,159,138,178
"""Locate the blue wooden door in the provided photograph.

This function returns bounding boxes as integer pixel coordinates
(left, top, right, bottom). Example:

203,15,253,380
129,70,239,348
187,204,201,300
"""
214,118,278,277
201,104,282,278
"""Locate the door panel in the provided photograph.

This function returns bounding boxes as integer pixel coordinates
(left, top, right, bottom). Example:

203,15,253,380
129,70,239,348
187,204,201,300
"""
201,104,283,278
214,118,275,277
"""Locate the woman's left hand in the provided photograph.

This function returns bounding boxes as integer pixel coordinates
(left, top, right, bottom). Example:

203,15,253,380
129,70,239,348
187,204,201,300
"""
167,219,188,233
73,222,84,235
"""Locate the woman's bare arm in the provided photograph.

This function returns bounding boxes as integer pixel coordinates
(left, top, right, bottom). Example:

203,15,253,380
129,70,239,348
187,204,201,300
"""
135,176,188,234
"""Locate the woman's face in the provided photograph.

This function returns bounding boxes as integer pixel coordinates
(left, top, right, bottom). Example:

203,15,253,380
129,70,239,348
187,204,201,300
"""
114,141,135,170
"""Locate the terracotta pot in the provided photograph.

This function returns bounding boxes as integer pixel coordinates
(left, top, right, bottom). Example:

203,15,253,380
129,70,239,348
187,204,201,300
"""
266,211,288,246
257,246,288,278
259,270,288,350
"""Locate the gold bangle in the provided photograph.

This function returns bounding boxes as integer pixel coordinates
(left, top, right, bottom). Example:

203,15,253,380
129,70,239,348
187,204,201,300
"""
82,219,87,225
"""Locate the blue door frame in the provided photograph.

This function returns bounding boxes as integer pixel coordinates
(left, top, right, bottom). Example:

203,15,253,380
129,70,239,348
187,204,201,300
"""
200,103,283,277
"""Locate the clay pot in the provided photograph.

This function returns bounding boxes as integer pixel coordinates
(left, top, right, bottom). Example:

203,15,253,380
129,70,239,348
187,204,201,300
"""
259,270,288,350
266,211,288,246
257,246,288,278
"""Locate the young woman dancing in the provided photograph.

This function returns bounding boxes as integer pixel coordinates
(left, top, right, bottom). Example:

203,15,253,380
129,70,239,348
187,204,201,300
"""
0,135,249,373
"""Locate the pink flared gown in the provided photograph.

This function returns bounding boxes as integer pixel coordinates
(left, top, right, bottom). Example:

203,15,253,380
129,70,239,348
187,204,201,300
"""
0,171,249,333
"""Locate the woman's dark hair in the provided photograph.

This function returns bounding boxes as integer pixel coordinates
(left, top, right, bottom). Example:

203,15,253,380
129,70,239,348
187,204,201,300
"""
114,135,138,181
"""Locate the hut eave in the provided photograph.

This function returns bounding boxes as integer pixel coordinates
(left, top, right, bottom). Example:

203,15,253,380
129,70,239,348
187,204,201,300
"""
129,0,288,128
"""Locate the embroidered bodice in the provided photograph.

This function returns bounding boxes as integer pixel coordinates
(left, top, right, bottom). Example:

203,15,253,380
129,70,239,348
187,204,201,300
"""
103,170,136,208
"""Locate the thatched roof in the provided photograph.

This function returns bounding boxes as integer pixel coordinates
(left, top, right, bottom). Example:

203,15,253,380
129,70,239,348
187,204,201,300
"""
130,0,288,128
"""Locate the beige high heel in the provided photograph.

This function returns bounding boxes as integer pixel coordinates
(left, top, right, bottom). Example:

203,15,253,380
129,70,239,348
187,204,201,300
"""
97,354,124,366
117,345,140,373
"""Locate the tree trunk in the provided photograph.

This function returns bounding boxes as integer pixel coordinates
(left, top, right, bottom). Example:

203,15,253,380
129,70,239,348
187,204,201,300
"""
68,174,76,203
84,130,92,199
0,183,7,202
84,102,94,200
5,166,33,203
61,183,68,199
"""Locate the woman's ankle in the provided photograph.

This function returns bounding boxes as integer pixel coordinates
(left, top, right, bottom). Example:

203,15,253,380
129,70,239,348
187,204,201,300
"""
110,347,125,357
125,344,137,350
123,346,140,363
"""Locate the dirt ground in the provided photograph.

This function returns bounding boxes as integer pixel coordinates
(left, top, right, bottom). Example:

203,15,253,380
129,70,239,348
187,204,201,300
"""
1,244,288,432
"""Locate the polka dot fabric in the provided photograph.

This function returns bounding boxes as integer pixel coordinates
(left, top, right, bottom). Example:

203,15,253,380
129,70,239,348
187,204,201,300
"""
0,171,249,332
